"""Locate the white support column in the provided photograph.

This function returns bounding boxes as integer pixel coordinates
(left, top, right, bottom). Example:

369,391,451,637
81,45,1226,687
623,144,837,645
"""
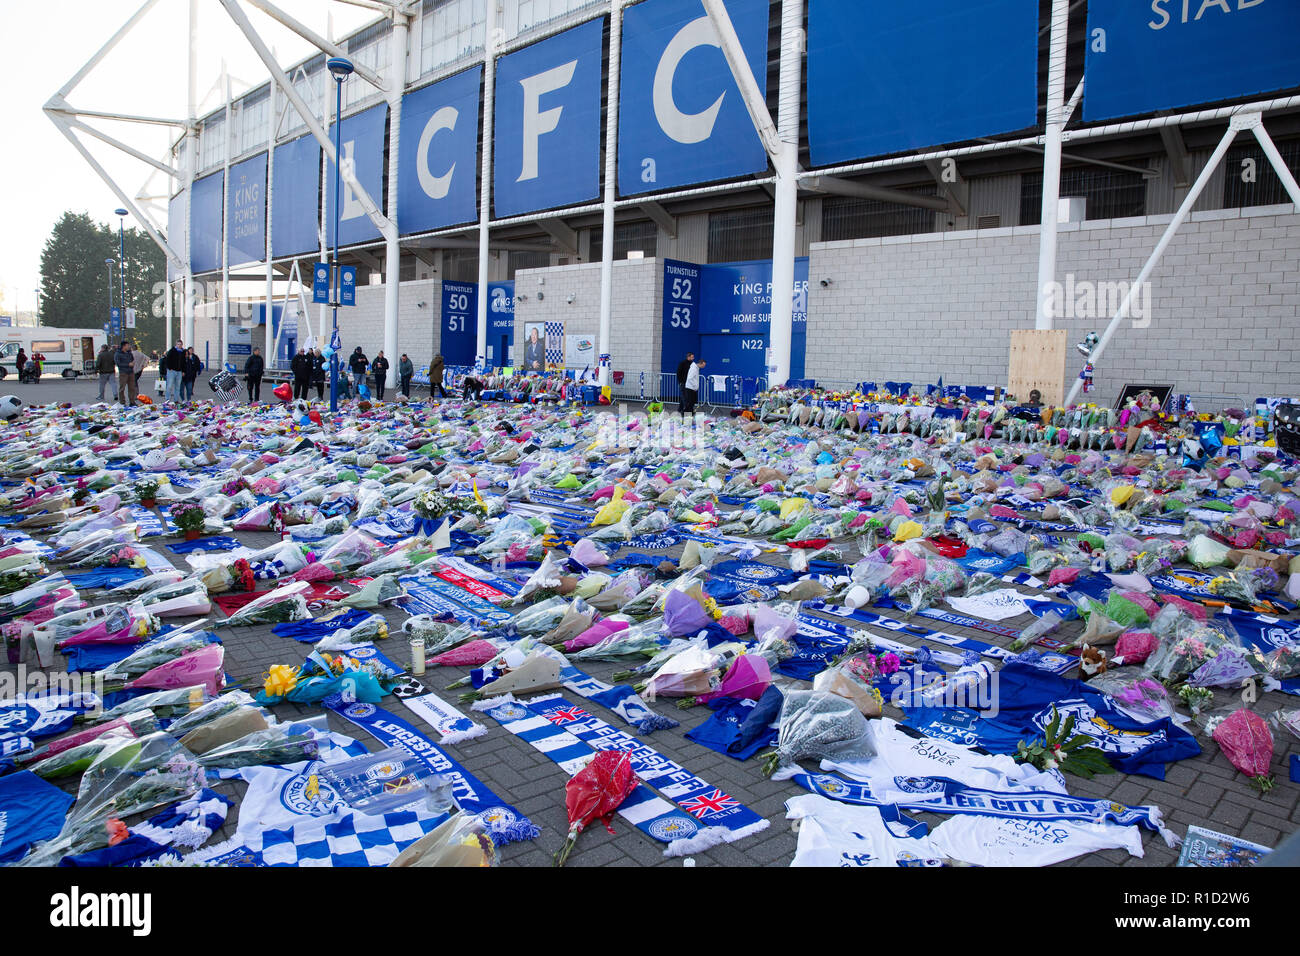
767,0,802,387
165,278,174,353
318,71,330,343
221,67,232,372
1034,0,1069,330
383,10,409,392
475,0,498,371
596,0,624,388
1064,120,1243,406
184,0,198,346
265,64,277,364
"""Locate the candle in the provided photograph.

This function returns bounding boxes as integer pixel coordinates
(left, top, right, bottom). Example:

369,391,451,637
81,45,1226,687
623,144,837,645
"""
409,636,426,676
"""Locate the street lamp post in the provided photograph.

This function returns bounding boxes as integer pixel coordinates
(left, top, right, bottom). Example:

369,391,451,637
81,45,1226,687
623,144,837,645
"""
115,208,128,334
326,56,353,414
104,258,116,340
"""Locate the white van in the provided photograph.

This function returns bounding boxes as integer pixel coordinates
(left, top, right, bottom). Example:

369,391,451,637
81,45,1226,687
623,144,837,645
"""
0,328,107,380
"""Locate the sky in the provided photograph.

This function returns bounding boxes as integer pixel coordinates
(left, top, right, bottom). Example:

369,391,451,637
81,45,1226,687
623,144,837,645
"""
0,0,378,319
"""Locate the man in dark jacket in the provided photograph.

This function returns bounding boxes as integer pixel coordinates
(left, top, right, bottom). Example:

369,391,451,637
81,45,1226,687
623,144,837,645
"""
675,351,694,408
398,354,414,398
182,348,201,402
371,351,390,401
290,348,311,400
96,344,118,403
348,347,368,394
164,340,186,403
244,347,265,402
429,353,446,399
115,342,136,405
310,348,326,400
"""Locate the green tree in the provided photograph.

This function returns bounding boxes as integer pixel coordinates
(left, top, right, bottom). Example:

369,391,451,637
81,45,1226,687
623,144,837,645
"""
38,211,166,353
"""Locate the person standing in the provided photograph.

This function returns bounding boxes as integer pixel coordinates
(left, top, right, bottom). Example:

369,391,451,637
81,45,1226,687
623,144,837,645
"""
164,340,186,403
311,347,326,400
291,348,310,400
348,347,369,395
371,351,390,401
115,342,137,405
244,347,264,403
95,343,118,402
131,342,146,390
681,357,704,415
429,352,446,399
182,347,201,402
399,353,414,398
15,348,26,379
675,351,694,405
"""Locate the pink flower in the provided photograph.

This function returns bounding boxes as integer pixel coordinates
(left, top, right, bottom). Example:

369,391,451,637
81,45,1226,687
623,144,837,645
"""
877,652,901,675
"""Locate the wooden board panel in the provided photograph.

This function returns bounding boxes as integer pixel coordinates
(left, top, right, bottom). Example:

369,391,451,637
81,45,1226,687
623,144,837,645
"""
1007,329,1068,406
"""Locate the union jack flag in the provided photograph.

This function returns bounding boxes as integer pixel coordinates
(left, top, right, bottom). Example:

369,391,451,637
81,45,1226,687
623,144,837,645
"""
544,706,588,725
680,788,739,819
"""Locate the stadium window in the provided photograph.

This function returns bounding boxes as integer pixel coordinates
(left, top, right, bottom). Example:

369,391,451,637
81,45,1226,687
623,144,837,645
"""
512,0,601,37
1020,165,1148,225
238,89,270,154
1223,139,1300,209
820,186,939,241
442,249,479,281
708,207,774,262
508,250,551,278
346,21,392,108
589,220,658,260
421,0,486,75
200,115,225,171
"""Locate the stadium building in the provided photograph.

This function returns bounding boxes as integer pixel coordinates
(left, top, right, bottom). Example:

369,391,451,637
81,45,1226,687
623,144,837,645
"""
54,0,1300,407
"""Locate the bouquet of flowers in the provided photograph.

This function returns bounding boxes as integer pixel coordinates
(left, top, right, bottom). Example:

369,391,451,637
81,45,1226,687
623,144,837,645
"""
760,690,874,777
220,476,251,498
554,750,639,867
225,581,312,627
1142,626,1227,684
1212,708,1275,792
195,725,321,769
389,812,498,868
254,649,395,705
97,627,217,683
1016,706,1117,779
83,685,209,725
18,733,204,866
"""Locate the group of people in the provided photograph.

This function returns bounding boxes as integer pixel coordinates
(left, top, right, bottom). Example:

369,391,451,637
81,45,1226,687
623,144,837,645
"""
95,341,198,406
239,346,431,405
13,348,47,384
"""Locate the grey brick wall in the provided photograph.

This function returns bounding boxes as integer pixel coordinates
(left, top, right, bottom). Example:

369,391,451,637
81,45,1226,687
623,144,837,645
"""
513,258,663,375
807,203,1300,402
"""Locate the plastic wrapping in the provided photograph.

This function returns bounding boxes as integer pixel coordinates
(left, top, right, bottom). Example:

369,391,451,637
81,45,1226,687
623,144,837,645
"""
762,689,874,776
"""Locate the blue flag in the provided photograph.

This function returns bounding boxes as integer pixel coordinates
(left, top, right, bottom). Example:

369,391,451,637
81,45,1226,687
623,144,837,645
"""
0,771,75,864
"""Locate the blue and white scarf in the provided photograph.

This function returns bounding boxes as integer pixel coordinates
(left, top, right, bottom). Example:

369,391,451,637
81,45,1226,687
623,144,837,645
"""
779,770,1179,846
480,693,767,856
398,575,514,628
804,604,1016,661
327,700,538,845
391,675,489,745
560,664,678,734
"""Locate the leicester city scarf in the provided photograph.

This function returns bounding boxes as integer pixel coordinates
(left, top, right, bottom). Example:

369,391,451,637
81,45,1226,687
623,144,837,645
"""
779,770,1178,846
391,675,489,745
398,575,514,628
327,700,538,845
803,604,1015,661
559,664,678,734
479,693,768,856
